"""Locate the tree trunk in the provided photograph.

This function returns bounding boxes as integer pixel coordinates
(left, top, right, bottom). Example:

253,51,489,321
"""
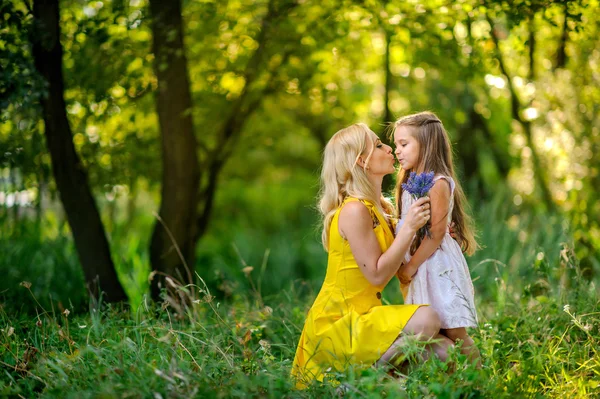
33,128,48,237
472,109,510,179
147,0,294,301
9,167,20,234
31,0,127,303
382,28,393,140
555,3,569,69
126,178,137,228
381,27,394,194
148,0,200,299
528,17,536,81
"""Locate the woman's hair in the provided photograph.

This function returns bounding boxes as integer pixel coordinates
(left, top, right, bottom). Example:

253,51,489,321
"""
319,123,394,251
390,111,478,255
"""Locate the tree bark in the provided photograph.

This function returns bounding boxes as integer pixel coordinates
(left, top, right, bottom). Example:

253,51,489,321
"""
148,0,200,299
382,28,393,141
555,4,569,69
528,17,536,81
9,167,20,233
31,0,127,303
381,27,394,194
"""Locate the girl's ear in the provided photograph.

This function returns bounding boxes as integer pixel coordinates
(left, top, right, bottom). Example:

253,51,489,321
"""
356,157,365,168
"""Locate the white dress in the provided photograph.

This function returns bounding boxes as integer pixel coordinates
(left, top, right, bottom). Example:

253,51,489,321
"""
397,175,478,329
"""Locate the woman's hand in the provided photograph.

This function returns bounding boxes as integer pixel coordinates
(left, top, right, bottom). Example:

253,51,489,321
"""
403,197,431,233
449,221,462,245
398,262,419,285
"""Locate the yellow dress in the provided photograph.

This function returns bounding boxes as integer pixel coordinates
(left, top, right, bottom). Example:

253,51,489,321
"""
291,198,423,388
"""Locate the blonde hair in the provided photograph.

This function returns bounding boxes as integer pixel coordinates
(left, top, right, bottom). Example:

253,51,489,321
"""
390,111,479,255
319,123,394,251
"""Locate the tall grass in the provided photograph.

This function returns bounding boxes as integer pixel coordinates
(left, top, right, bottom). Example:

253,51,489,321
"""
1,262,598,397
1,189,598,397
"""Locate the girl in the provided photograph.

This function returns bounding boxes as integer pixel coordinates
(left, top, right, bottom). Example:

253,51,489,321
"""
392,111,481,365
291,123,454,388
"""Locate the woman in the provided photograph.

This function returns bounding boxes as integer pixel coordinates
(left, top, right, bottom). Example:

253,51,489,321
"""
291,123,453,388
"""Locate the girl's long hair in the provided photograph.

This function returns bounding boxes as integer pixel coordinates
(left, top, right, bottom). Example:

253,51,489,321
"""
390,112,478,255
319,123,394,251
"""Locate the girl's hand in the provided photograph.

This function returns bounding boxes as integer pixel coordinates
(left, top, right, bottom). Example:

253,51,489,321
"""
404,197,431,233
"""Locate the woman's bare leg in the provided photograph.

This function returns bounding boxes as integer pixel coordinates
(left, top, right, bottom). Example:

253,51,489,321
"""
376,307,453,366
442,327,481,367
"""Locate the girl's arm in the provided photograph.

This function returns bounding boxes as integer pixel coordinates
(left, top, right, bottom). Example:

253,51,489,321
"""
398,179,450,283
339,197,430,287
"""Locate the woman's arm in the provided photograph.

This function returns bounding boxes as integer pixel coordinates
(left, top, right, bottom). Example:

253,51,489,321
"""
339,197,430,286
398,179,450,283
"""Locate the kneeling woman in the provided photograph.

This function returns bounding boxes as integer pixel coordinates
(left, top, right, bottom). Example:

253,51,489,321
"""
292,123,452,388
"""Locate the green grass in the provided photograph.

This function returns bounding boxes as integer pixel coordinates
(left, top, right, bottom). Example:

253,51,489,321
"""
1,270,598,398
1,190,599,397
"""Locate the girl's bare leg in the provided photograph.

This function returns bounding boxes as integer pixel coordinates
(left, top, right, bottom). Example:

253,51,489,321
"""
442,327,481,368
376,307,454,367
429,333,454,362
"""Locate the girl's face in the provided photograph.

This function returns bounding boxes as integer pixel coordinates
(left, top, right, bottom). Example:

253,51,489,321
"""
394,126,420,171
365,136,396,176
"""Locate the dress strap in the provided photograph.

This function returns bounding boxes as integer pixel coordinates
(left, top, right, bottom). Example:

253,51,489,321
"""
361,200,382,230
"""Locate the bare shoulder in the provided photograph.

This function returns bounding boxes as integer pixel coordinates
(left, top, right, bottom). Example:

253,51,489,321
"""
338,200,372,235
339,200,371,222
430,178,451,199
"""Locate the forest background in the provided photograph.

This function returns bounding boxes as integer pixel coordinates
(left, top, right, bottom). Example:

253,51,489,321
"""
1,0,599,397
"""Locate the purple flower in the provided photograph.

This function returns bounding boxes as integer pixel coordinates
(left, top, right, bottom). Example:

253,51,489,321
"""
402,171,435,199
402,171,435,239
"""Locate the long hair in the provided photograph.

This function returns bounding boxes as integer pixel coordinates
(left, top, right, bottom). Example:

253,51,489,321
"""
390,111,478,255
319,123,394,251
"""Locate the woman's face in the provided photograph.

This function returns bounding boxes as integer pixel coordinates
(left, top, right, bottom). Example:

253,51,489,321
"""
365,136,396,176
394,126,420,171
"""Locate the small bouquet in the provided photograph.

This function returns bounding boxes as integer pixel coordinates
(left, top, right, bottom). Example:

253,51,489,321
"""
402,171,435,240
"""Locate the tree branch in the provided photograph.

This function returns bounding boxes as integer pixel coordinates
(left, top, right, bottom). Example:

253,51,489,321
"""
486,14,522,123
486,12,556,211
23,0,33,15
216,0,297,149
195,158,222,242
194,0,299,239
